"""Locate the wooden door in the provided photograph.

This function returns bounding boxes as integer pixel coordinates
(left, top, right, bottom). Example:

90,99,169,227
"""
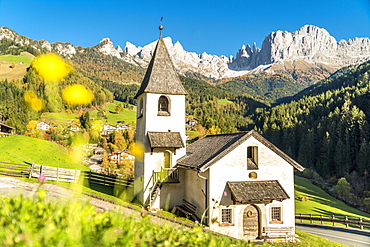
243,205,259,239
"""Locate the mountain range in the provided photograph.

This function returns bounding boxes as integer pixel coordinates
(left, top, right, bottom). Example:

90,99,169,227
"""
1,25,370,85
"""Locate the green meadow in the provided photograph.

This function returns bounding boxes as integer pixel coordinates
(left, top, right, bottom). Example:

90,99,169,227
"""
0,53,34,64
43,101,136,126
295,176,370,219
42,113,78,120
0,135,89,171
90,100,136,125
216,99,234,105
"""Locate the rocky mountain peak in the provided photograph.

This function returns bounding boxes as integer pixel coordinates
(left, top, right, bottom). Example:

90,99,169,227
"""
116,45,123,53
229,25,370,73
1,25,370,83
98,38,121,58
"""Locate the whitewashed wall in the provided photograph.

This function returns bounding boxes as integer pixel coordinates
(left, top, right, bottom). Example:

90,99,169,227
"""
203,135,296,238
134,92,186,204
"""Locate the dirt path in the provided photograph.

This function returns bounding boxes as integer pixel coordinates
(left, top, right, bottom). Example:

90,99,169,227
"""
0,176,194,229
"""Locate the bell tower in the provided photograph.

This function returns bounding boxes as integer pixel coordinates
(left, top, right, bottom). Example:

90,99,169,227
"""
134,25,187,206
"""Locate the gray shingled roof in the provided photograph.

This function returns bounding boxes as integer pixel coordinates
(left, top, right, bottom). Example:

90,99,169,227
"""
177,132,246,170
134,38,187,99
227,180,290,202
148,131,185,148
177,130,304,172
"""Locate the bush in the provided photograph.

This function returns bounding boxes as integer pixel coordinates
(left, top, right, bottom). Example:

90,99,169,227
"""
333,177,352,199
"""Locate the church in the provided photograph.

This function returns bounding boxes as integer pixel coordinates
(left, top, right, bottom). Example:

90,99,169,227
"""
133,25,304,240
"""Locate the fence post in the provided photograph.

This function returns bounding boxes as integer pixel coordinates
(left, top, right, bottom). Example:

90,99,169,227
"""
360,218,363,230
40,165,43,176
28,163,34,179
332,215,335,226
345,216,348,228
56,167,59,182
300,213,302,223
320,215,323,225
310,214,312,224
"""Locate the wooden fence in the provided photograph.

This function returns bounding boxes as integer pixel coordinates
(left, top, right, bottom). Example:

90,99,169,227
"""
0,161,133,190
0,161,31,177
29,164,81,183
295,213,370,230
81,171,133,188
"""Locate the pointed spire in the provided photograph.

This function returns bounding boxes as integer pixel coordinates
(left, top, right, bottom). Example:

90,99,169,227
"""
134,25,187,99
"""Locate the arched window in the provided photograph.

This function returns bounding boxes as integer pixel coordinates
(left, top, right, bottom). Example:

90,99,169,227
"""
164,150,172,168
158,95,170,116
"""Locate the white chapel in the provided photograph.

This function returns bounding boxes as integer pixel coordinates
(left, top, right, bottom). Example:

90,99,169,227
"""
133,26,305,241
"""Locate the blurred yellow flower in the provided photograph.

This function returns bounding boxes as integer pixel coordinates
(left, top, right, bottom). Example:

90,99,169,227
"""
62,84,93,106
24,90,44,111
91,120,103,133
33,53,72,81
130,141,145,162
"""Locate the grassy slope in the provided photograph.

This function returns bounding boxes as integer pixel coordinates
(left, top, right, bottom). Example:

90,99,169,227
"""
217,99,234,105
0,135,89,171
0,52,34,81
42,113,78,120
90,100,136,125
295,176,370,219
42,101,136,126
0,54,33,63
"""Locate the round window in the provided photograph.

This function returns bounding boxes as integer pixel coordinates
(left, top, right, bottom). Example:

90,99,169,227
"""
249,172,257,179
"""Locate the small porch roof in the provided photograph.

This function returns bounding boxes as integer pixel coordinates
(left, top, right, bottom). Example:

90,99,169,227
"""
227,180,290,203
147,131,185,149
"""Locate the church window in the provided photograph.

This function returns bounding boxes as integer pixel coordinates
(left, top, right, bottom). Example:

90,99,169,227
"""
270,206,283,224
221,208,232,223
247,146,258,170
158,95,170,116
218,208,234,226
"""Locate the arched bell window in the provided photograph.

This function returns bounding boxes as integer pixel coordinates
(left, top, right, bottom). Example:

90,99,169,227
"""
158,95,170,116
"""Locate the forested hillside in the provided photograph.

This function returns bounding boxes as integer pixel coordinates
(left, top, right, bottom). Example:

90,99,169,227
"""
0,59,113,132
71,47,145,84
181,76,266,133
217,72,306,103
254,60,370,208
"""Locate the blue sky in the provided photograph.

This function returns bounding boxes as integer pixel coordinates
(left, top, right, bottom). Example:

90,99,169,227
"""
1,0,370,56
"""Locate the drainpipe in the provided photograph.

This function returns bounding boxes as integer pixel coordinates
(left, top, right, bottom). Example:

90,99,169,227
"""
197,171,208,225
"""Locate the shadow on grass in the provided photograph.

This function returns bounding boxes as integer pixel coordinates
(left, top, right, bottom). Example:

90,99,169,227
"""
311,207,346,216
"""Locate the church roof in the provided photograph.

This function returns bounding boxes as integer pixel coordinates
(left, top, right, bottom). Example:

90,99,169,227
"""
134,37,187,99
227,180,290,203
176,130,304,172
148,131,185,148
